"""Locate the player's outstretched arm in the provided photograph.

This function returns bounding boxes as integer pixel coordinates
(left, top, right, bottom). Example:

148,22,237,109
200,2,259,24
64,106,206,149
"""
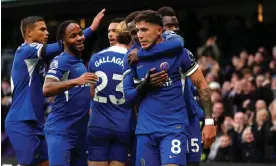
83,8,105,40
39,9,105,63
43,72,98,97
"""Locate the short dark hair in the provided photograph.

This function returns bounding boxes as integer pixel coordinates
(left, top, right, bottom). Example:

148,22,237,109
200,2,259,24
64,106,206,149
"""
125,11,140,24
157,6,176,17
110,17,124,24
20,16,44,37
134,10,163,27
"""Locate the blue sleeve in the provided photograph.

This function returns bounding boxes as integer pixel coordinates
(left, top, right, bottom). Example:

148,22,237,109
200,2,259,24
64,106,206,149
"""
24,42,60,63
88,53,97,72
180,49,199,76
45,56,68,81
123,53,129,73
123,54,139,104
83,27,93,39
137,30,184,59
186,78,196,96
26,43,45,59
162,30,184,47
41,41,63,62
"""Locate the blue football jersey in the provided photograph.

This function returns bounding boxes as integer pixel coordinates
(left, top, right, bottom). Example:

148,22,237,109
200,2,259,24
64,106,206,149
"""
44,52,90,137
6,43,48,124
88,46,132,133
185,78,205,120
133,48,199,134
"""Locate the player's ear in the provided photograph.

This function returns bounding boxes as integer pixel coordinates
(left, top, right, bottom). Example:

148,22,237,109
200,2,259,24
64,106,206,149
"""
157,26,163,36
26,28,32,38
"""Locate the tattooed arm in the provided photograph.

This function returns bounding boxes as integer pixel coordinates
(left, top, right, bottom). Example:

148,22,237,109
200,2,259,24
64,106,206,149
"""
181,48,216,148
188,67,216,149
189,68,213,118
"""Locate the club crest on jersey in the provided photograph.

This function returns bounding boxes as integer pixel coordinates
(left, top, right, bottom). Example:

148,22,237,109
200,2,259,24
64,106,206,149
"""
140,158,145,166
160,62,169,71
50,60,58,69
187,50,195,62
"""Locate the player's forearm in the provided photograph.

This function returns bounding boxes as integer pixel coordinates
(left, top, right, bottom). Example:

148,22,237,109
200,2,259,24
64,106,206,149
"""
83,27,93,40
90,84,95,98
123,71,140,103
43,79,78,97
198,88,213,118
189,69,213,118
124,88,139,103
137,37,183,59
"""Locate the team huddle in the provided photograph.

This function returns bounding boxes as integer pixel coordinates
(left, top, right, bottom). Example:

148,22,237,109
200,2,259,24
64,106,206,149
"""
5,6,216,166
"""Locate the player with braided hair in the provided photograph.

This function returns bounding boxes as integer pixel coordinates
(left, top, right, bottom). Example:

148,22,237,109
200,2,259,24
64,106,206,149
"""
43,20,98,166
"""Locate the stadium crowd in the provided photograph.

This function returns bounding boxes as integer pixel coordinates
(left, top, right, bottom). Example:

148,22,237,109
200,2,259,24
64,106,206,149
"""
2,8,276,164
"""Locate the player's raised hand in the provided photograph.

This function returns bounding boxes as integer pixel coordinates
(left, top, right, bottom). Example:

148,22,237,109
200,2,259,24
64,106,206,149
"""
202,121,216,149
128,48,139,64
76,72,98,85
90,8,106,31
148,68,168,87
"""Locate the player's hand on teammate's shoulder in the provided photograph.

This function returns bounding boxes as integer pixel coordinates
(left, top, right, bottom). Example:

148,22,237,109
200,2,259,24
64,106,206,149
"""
128,48,139,64
201,118,217,149
147,68,168,87
75,72,98,85
90,8,106,32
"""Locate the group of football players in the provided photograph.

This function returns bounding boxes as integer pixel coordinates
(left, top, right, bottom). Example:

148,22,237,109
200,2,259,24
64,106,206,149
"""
5,6,216,166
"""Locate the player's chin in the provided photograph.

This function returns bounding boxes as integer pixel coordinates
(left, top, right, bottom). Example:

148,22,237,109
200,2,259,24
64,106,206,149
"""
140,42,150,49
109,39,116,46
39,39,48,44
76,45,84,52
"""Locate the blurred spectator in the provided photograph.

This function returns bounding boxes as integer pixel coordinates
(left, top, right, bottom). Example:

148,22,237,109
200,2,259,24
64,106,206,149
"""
215,135,235,162
272,45,276,60
211,90,222,103
212,102,225,131
252,109,271,161
1,48,15,78
267,101,276,161
1,78,14,157
241,126,262,162
2,78,12,131
198,35,221,61
271,75,276,98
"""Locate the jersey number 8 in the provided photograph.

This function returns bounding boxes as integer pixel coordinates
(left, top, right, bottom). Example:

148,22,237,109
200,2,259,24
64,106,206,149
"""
171,139,181,154
94,71,125,105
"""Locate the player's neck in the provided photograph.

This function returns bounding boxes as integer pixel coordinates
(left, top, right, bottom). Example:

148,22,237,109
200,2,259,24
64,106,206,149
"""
155,37,164,45
24,38,35,44
64,48,81,57
115,43,131,50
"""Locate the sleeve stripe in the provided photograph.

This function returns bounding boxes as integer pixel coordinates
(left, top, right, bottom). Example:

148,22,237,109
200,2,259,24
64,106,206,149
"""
123,69,131,78
185,63,199,76
45,75,60,81
134,79,142,84
37,44,44,59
